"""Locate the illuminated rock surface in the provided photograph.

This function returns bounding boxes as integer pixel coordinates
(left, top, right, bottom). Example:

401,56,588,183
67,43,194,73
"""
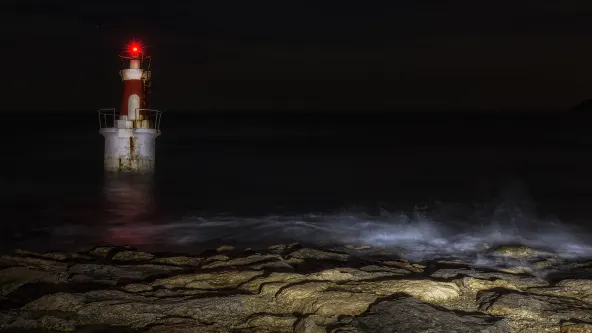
329,297,511,333
0,244,590,332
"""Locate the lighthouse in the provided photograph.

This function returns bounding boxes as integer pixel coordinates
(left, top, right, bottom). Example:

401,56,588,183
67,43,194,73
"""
98,41,162,173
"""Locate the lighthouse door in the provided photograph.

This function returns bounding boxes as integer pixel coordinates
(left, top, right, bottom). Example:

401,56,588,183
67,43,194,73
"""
128,94,140,120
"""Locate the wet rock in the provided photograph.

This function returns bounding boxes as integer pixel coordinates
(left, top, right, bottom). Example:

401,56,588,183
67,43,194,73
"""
496,266,533,275
201,254,282,269
455,276,525,295
247,314,297,332
307,267,405,281
341,279,461,303
145,318,225,333
24,292,85,312
570,260,592,270
295,316,325,333
528,279,592,303
287,248,350,262
478,291,592,332
112,251,155,262
0,311,39,331
275,281,377,316
329,297,511,333
0,255,68,273
491,245,555,260
20,290,270,330
216,245,235,252
330,245,405,260
204,254,230,262
0,267,66,297
68,264,185,286
151,270,264,290
285,257,306,266
122,284,153,293
87,245,136,259
238,272,306,294
380,260,425,273
1,244,591,332
237,267,406,297
431,268,549,291
88,246,114,259
357,265,412,275
436,259,473,266
150,256,203,267
267,243,301,255
13,249,91,262
303,269,354,282
561,321,592,333
532,258,561,270
150,288,214,298
40,315,77,332
247,259,294,271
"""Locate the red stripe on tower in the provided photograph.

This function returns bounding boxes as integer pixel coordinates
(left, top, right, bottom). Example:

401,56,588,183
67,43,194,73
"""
119,42,147,119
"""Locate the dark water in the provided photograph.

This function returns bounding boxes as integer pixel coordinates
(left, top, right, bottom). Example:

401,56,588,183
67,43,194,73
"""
1,111,592,263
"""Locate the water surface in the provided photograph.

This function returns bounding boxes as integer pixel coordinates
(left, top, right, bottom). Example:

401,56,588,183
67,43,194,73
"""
1,111,591,266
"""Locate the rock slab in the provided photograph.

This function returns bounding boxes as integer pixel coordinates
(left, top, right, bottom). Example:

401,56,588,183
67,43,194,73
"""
330,297,511,333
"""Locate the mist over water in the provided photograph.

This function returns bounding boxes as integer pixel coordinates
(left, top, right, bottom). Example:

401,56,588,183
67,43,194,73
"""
31,175,592,275
2,111,592,274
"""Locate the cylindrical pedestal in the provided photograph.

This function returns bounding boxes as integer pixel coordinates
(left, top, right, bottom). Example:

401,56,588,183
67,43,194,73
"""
100,128,160,173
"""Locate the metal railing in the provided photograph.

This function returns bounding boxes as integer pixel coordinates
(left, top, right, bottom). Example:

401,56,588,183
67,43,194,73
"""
98,108,117,129
98,108,163,131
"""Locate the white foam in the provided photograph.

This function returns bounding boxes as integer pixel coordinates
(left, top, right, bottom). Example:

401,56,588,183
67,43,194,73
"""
38,180,592,272
84,201,592,267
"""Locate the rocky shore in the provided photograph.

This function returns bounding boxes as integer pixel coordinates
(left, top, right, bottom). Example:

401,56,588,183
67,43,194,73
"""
0,243,591,332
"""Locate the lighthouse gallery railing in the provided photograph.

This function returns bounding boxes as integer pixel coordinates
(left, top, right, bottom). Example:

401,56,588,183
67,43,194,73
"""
98,108,162,131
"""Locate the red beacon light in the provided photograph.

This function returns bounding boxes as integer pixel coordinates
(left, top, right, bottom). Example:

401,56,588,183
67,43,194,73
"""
129,44,141,55
124,41,144,58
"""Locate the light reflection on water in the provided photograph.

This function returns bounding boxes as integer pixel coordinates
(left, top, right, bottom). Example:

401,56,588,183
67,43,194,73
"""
101,174,158,246
5,174,592,273
91,176,592,268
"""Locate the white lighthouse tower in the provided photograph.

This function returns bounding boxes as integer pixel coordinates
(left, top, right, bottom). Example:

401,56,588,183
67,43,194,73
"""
98,41,162,173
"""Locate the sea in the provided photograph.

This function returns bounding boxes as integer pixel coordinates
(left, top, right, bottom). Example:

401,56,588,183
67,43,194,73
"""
1,111,592,266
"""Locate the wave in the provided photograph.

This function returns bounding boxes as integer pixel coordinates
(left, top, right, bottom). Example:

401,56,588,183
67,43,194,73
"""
16,179,592,275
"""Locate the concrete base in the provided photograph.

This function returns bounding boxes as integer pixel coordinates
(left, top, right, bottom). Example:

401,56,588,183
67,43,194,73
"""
100,128,159,173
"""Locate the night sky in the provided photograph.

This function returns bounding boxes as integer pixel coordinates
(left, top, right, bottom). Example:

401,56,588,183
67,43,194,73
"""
4,1,592,112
